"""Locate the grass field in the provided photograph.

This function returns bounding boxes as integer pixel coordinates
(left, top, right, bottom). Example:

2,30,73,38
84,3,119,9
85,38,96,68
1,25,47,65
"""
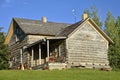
0,69,120,80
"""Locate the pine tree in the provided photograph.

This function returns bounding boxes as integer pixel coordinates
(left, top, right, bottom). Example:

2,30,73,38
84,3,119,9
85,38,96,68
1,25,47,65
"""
84,7,102,28
0,28,9,70
84,9,91,17
104,11,117,39
114,16,120,69
91,7,102,28
116,16,120,38
105,11,120,70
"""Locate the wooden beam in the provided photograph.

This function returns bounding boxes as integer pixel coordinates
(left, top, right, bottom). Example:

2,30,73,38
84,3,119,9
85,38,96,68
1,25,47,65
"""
47,40,49,62
58,44,61,57
31,47,34,67
20,48,24,70
20,48,23,64
46,37,66,40
39,43,41,64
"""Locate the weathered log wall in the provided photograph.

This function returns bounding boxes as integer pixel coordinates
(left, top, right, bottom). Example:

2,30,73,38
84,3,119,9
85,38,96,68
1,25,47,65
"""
9,37,28,69
66,22,109,68
9,34,50,68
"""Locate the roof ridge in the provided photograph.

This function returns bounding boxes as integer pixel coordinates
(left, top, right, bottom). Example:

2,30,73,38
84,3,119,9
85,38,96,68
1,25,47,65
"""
13,17,71,25
13,17,40,21
13,17,71,36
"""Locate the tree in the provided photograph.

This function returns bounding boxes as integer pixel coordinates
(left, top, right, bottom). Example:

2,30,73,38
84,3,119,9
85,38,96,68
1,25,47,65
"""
105,11,120,70
115,16,120,38
84,9,91,17
84,6,102,28
0,28,9,70
113,16,120,69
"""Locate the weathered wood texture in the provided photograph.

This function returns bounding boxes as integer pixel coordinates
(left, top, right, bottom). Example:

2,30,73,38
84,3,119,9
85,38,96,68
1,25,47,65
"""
66,22,109,68
9,37,28,68
8,23,28,68
8,24,51,68
4,21,14,44
59,41,66,56
9,22,26,45
27,35,49,44
49,63,67,70
49,40,66,63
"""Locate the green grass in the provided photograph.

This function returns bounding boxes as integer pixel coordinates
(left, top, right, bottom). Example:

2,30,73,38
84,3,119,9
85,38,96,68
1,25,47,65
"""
0,69,120,80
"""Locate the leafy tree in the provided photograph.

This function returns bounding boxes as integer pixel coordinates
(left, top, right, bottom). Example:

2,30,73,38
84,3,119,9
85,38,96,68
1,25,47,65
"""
84,6,102,28
0,28,9,70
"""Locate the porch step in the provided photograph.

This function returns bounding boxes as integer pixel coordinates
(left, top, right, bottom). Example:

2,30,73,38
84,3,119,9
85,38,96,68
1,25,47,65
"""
48,63,67,70
32,63,48,70
32,63,67,70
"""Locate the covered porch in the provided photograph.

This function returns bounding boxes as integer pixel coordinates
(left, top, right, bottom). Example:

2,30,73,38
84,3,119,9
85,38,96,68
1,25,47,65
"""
23,37,67,69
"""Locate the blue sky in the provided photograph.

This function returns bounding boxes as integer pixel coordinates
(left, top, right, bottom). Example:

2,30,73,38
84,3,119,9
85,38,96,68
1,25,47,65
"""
0,0,120,33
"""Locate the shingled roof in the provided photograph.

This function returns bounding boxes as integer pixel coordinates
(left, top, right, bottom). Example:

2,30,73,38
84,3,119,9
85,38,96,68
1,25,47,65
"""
13,18,71,36
57,20,84,36
58,18,114,44
5,17,114,45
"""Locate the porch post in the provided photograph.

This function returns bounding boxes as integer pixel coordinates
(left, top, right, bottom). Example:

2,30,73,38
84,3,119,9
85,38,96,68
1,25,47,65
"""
47,40,49,62
39,43,41,64
20,48,24,70
20,49,23,64
31,47,34,67
58,45,61,57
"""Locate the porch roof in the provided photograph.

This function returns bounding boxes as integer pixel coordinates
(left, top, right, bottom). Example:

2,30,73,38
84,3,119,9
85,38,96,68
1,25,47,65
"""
26,36,66,48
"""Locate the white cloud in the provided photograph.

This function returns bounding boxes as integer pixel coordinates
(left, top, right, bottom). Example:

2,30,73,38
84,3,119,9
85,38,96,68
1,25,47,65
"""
23,2,28,5
1,4,11,8
5,0,11,3
23,0,30,5
0,0,30,8
1,0,12,8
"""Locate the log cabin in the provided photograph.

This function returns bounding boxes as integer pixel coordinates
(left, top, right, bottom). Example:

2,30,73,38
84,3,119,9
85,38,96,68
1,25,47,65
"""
5,14,114,70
